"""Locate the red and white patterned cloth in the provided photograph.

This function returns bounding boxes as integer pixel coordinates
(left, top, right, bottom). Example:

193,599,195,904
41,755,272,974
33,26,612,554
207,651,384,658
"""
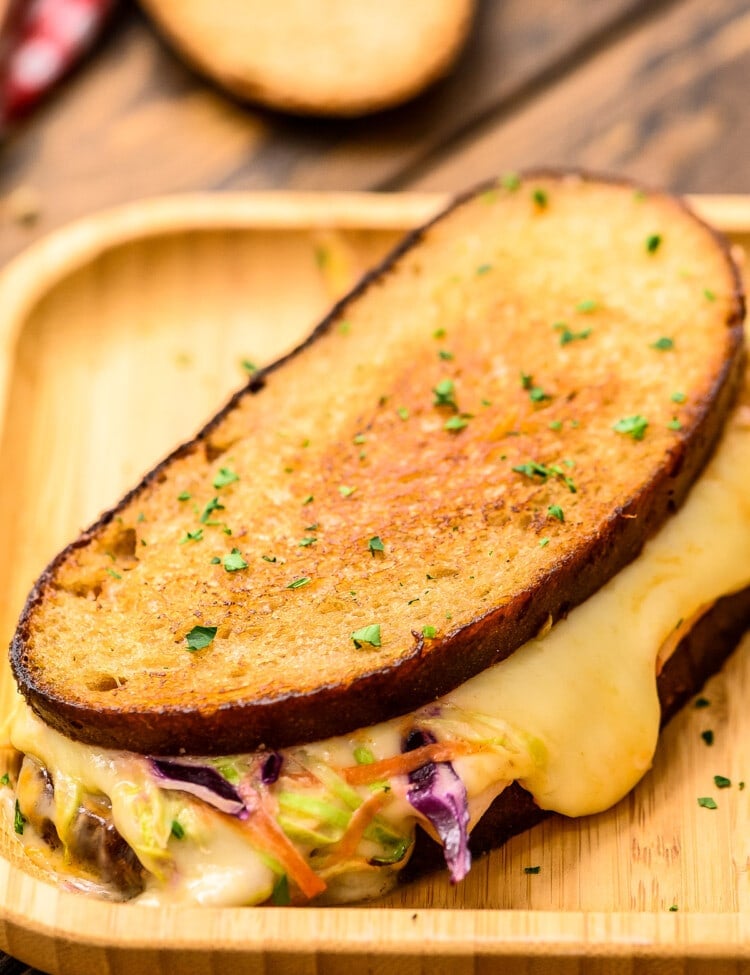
0,0,115,127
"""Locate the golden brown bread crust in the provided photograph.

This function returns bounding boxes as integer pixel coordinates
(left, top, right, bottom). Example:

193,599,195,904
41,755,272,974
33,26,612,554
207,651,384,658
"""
10,171,746,755
402,583,750,882
138,0,476,117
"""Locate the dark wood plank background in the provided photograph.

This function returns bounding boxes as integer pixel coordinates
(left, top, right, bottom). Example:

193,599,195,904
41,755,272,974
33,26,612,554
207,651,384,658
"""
3,0,750,273
1,0,750,971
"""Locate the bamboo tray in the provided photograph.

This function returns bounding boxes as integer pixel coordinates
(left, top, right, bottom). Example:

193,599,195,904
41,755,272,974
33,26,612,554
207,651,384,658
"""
0,191,748,974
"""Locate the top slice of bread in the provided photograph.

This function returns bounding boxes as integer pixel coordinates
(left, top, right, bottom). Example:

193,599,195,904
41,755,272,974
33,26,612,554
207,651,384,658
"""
11,172,745,755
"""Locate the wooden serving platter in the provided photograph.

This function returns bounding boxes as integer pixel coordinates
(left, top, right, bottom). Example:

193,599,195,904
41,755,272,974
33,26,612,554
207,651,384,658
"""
0,191,748,974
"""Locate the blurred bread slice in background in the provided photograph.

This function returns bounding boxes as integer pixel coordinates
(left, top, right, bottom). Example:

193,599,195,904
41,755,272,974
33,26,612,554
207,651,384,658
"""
138,0,476,116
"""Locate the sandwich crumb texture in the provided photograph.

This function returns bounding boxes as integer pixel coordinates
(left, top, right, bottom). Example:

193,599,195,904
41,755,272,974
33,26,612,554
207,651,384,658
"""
11,173,745,754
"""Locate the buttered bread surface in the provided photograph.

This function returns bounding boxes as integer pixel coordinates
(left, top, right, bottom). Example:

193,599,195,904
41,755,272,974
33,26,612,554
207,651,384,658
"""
12,175,744,754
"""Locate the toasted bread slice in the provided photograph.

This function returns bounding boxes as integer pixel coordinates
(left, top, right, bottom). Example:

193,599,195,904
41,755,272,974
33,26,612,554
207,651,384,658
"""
11,173,745,755
138,0,476,117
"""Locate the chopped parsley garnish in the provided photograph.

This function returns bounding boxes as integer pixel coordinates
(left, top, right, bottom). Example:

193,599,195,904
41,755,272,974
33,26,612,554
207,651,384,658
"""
353,434,367,444
671,391,687,404
213,467,239,489
548,504,564,522
180,528,204,544
512,461,576,493
368,535,385,555
501,171,521,191
646,233,662,253
554,322,591,345
740,782,746,791
524,866,541,874
201,497,226,523
338,485,356,497
170,820,186,840
701,730,714,746
351,624,381,648
178,491,191,501
185,626,218,653
703,288,716,301
272,874,291,906
397,407,410,421
107,568,122,580
433,327,447,339
444,414,470,432
669,905,678,912
668,418,683,431
549,420,563,431
697,796,717,809
422,625,437,639
539,537,550,547
520,373,550,402
0,773,9,786
514,461,544,482
433,378,457,408
298,537,317,547
241,359,258,374
287,576,311,590
14,800,25,835
714,775,731,789
694,697,710,708
354,745,375,765
650,336,674,351
529,386,550,403
438,349,454,360
223,548,248,572
576,299,598,313
476,263,493,276
302,495,314,505
532,188,548,209
613,415,648,440
210,557,221,564
262,554,277,563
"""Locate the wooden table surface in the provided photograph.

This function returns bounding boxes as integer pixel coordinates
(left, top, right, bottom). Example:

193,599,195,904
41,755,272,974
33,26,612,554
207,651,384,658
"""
1,0,749,972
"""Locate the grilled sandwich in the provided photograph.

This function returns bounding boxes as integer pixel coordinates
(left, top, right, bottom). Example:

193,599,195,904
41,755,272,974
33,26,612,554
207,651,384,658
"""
3,172,746,906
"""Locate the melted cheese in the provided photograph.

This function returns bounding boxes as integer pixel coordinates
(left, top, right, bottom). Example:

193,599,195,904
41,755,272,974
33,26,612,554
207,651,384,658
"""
5,405,750,905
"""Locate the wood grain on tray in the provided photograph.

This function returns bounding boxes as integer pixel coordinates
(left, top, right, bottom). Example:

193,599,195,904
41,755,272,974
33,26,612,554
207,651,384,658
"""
0,193,747,975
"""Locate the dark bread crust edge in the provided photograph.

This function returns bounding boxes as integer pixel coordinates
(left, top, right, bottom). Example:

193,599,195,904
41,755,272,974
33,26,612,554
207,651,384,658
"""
400,583,750,884
9,170,747,754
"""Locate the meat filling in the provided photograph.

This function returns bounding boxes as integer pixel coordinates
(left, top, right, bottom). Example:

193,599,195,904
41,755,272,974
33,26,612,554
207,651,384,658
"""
16,756,144,898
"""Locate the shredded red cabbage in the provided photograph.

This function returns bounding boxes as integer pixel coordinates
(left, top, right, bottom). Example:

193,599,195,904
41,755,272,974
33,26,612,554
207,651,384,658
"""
404,729,471,883
261,751,283,785
151,758,245,816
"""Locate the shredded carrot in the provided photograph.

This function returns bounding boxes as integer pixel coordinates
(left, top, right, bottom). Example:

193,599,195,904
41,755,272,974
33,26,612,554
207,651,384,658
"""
340,740,481,786
234,782,326,900
328,789,390,862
